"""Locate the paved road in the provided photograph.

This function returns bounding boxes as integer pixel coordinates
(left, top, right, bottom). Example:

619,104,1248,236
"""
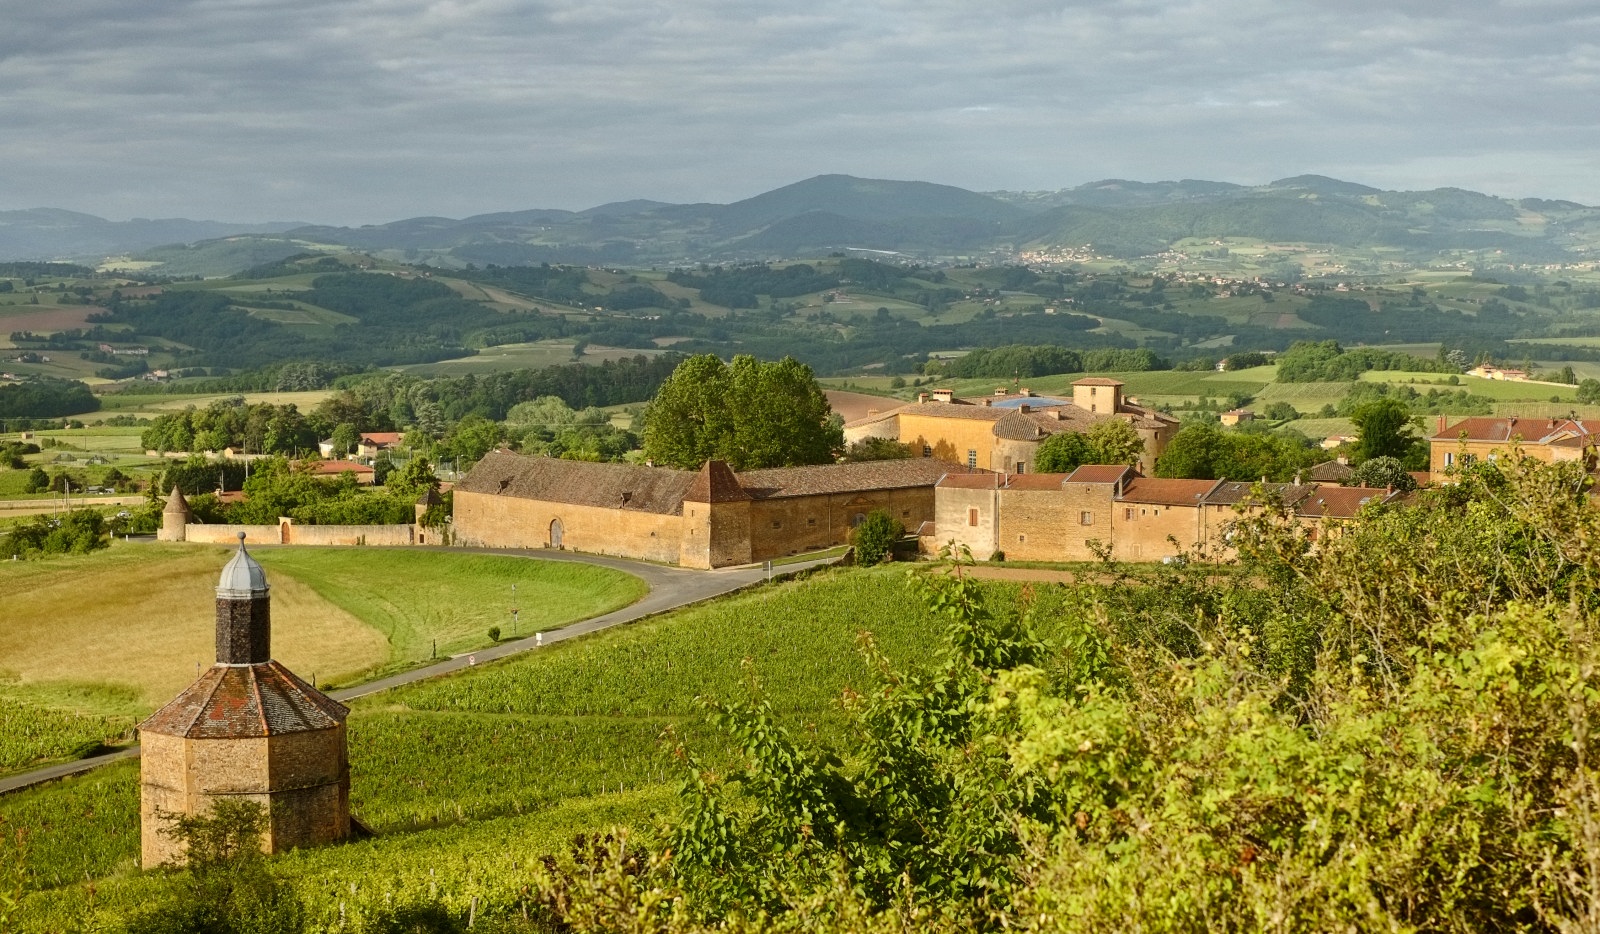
0,548,838,796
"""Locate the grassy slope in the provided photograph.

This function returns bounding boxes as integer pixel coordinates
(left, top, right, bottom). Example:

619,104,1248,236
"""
0,546,645,775
6,568,1067,924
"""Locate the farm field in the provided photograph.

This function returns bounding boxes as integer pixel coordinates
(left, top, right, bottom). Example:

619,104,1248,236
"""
0,545,645,775
392,339,667,376
3,566,1055,923
95,389,337,415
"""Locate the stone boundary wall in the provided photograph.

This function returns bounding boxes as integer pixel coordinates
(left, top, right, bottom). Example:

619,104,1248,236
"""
180,521,417,547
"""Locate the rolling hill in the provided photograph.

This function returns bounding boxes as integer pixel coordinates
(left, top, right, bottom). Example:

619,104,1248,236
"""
7,173,1600,274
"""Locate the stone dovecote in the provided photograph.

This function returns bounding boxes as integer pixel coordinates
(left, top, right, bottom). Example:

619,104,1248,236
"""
156,486,192,542
139,533,351,867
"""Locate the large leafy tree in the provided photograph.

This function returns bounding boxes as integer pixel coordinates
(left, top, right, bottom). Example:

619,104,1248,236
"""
1350,397,1419,463
643,354,841,470
1035,419,1146,473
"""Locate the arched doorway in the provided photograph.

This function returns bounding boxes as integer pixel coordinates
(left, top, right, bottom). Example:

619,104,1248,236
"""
549,517,564,549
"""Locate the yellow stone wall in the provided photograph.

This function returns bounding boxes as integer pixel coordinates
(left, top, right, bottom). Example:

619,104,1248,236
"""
898,413,999,470
453,489,684,564
998,485,1115,562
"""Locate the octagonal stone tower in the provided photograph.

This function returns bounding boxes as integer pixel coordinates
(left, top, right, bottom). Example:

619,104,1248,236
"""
139,534,351,867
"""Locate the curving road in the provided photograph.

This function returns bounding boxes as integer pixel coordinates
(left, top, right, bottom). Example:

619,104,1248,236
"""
0,547,839,796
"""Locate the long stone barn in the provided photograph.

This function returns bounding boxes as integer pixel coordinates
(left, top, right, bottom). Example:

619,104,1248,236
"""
452,451,981,568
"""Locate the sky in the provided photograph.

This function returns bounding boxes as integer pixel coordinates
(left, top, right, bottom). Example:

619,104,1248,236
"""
3,0,1598,225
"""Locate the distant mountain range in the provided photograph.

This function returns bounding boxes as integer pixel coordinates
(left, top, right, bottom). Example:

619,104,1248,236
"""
6,174,1600,273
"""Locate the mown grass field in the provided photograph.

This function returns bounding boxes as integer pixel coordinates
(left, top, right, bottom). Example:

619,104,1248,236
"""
0,545,645,776
3,567,1072,924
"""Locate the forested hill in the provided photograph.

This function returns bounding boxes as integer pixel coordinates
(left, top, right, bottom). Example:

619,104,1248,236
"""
19,173,1600,273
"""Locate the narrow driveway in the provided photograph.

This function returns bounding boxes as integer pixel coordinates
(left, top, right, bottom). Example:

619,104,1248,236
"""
0,548,838,795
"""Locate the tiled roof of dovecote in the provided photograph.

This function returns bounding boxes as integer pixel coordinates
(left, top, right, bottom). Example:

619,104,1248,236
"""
140,662,347,739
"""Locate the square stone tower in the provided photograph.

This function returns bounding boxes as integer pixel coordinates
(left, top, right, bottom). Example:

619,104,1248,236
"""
139,533,351,867
679,460,752,569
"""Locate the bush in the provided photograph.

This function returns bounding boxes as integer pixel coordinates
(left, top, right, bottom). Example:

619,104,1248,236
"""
488,626,501,643
851,509,903,566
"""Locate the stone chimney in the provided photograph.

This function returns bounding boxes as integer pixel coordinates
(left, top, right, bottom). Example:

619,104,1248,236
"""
1019,403,1031,414
918,392,929,403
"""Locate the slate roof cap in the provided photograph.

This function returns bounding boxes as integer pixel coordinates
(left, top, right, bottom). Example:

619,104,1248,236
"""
217,533,268,598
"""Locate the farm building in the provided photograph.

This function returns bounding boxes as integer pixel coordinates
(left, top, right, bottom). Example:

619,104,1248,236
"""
1429,415,1597,483
139,535,351,867
452,451,984,568
931,466,1406,563
844,378,1179,473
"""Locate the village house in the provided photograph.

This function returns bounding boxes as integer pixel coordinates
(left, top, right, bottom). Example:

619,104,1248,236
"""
1429,415,1597,483
931,466,1403,563
452,451,983,569
844,378,1179,474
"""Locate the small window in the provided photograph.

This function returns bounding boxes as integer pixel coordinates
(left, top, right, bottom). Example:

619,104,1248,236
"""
922,445,933,457
1444,452,1455,467
1124,507,1134,521
1080,511,1093,526
1018,534,1026,543
1015,462,1026,474
902,509,910,517
772,520,782,529
808,517,816,526
967,449,978,468
968,507,979,527
852,513,867,527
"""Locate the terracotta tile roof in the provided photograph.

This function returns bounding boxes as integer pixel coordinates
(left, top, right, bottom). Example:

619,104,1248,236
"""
1004,473,1075,490
1297,486,1396,519
1119,403,1180,426
300,460,376,478
892,402,1009,422
738,458,973,499
1064,464,1137,484
460,451,977,511
938,472,1003,489
1305,460,1354,482
1119,478,1221,505
992,407,1097,440
360,432,403,445
140,661,347,739
685,460,750,503
457,451,696,515
1431,416,1597,446
1203,480,1316,508
1073,377,1125,386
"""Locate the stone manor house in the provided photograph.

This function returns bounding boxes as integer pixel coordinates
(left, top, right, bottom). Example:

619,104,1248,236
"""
843,378,1180,473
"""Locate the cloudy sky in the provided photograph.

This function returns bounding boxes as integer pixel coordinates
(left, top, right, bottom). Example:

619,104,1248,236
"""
3,0,1597,224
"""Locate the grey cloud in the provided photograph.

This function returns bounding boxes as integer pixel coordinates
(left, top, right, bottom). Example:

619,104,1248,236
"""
0,0,1596,223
